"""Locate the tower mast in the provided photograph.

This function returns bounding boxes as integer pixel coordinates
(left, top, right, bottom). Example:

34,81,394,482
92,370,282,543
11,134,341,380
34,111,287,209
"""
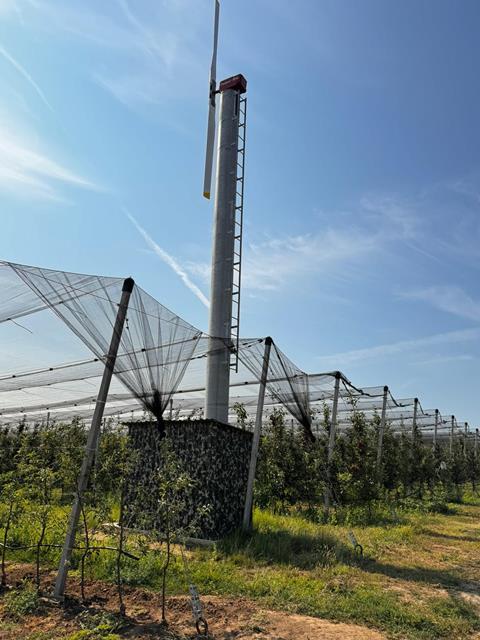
205,75,247,423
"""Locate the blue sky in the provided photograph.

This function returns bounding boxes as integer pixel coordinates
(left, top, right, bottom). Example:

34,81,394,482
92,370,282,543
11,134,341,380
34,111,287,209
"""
0,0,479,424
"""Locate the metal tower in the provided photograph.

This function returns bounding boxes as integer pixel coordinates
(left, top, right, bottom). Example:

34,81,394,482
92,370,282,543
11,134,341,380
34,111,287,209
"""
202,2,247,424
205,74,247,423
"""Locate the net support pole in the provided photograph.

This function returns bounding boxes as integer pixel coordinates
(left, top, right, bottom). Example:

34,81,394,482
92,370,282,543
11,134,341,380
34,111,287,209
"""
433,409,439,448
450,415,454,455
464,422,468,457
242,337,272,531
324,372,341,513
475,428,479,460
376,386,388,476
412,397,418,439
54,277,134,600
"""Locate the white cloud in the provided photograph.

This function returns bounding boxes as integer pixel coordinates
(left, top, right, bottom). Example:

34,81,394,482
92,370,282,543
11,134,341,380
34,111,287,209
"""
402,286,480,323
183,194,434,295
316,328,480,368
413,354,474,366
243,229,378,291
360,194,419,240
126,210,210,308
13,0,206,110
0,44,53,111
0,0,19,18
184,225,381,294
0,114,96,201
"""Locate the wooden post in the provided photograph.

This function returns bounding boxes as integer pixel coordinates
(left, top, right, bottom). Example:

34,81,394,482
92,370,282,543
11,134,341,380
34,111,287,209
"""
433,409,438,448
376,386,388,475
243,337,272,531
475,428,479,459
324,372,341,513
54,277,134,600
464,422,468,457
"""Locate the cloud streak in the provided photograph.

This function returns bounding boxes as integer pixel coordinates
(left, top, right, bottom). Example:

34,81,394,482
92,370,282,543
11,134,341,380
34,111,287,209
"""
316,327,480,368
14,0,205,111
185,194,435,294
0,116,96,201
0,44,53,112
126,210,210,308
402,286,480,323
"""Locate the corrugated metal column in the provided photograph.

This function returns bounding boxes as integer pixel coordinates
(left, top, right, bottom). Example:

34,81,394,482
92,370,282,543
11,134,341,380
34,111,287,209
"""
205,85,242,424
54,277,134,600
243,337,272,530
376,385,388,474
324,372,341,513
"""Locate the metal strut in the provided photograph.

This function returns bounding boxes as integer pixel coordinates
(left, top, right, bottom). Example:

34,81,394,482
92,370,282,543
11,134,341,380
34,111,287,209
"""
230,95,247,372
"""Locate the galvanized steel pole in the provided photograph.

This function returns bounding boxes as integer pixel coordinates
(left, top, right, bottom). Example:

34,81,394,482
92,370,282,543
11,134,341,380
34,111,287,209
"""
376,386,388,474
205,82,244,424
412,398,418,438
324,372,341,513
450,415,455,455
54,277,134,600
243,337,272,530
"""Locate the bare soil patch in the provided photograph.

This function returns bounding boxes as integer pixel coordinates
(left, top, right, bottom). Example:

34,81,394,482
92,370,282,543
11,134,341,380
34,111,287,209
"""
0,563,385,639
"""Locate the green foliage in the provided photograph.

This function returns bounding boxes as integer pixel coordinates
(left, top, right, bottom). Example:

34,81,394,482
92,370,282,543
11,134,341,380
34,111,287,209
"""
336,412,379,505
63,630,121,640
1,416,480,640
255,407,476,519
3,581,39,619
255,409,323,513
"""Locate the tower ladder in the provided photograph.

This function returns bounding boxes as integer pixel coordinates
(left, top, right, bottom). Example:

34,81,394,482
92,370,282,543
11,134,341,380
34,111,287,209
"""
230,95,247,372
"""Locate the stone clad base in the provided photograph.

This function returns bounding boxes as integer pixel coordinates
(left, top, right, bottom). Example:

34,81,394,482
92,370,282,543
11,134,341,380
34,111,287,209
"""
124,419,253,540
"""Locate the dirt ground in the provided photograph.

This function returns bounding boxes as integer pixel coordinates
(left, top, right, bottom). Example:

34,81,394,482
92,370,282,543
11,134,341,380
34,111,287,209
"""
0,563,385,640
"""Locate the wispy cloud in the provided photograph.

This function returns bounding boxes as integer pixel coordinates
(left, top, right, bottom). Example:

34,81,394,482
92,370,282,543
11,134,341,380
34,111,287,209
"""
413,354,475,366
401,286,480,323
183,230,373,294
14,0,206,111
316,327,480,368
0,0,20,18
243,229,378,291
0,115,96,201
184,196,419,293
126,210,210,308
0,44,53,111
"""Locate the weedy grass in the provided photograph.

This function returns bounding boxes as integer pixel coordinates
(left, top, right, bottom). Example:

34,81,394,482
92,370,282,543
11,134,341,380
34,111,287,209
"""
3,497,480,639
3,580,39,619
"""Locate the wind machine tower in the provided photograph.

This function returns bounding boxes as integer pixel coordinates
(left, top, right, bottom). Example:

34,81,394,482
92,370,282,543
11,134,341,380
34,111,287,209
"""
203,0,247,424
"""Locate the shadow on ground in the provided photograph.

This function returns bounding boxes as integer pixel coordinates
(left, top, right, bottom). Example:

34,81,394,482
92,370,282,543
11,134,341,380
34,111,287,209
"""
219,528,357,569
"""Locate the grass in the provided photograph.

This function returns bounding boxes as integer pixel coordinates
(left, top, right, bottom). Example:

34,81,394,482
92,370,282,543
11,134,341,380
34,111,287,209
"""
3,581,40,620
2,495,480,639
